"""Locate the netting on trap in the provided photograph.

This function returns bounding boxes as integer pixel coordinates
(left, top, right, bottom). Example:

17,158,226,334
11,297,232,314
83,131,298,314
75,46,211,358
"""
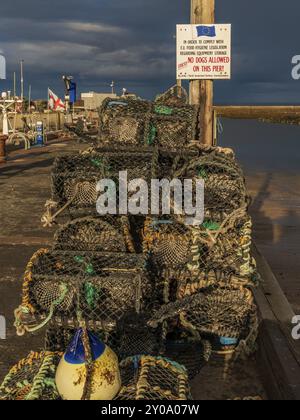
0,352,61,401
14,249,152,336
98,97,153,146
116,355,191,400
163,339,212,379
155,85,189,107
42,148,156,227
44,313,161,360
173,151,247,221
146,261,257,307
98,94,198,149
0,352,192,401
156,147,199,179
53,216,135,253
143,210,256,304
148,285,259,357
44,326,119,354
64,121,97,145
148,104,198,149
156,146,247,222
44,315,211,379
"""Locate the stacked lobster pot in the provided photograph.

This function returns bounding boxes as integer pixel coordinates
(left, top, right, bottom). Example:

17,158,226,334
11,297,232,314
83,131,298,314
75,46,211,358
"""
0,352,191,401
14,147,160,358
96,86,259,362
3,86,259,400
7,89,197,400
98,86,198,149
144,146,259,359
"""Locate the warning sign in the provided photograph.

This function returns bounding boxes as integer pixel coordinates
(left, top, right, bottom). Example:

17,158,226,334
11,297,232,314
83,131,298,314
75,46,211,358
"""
176,24,231,80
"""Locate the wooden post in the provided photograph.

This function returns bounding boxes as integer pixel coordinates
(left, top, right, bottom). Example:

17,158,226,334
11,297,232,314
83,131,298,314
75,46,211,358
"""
190,0,215,145
0,135,8,164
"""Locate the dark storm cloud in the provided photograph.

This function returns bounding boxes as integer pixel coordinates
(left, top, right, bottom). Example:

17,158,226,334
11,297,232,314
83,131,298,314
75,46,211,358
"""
0,0,299,102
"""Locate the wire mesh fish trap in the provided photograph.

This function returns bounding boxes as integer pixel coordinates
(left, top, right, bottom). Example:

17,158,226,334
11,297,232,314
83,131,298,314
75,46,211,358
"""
116,355,191,400
98,97,153,146
0,352,61,401
155,85,189,107
148,104,198,149
14,250,151,336
163,339,212,380
0,353,191,401
44,327,119,354
52,149,154,208
156,148,199,179
156,146,247,222
44,318,209,380
44,313,161,360
98,95,198,149
143,211,256,304
148,285,258,356
173,151,247,222
43,148,156,226
53,216,135,253
116,313,161,358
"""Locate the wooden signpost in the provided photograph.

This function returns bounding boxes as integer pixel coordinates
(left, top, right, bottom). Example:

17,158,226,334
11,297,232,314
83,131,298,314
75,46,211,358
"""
190,0,215,146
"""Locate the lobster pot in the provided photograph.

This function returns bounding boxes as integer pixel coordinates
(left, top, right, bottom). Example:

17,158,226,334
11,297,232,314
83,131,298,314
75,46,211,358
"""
148,104,197,149
149,285,259,355
156,148,198,179
163,340,212,380
53,216,135,253
98,97,198,149
98,98,153,146
15,250,152,336
0,352,61,400
176,154,247,221
116,355,191,400
45,313,161,360
45,327,117,353
0,354,191,401
50,148,155,218
45,323,211,380
143,212,256,303
159,147,247,221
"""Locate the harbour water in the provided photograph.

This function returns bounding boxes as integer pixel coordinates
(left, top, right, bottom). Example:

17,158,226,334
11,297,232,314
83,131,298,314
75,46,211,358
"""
220,118,300,311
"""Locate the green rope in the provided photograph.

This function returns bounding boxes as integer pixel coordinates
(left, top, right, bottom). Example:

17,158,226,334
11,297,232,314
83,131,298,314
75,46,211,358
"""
84,282,99,310
91,158,103,168
198,168,208,179
154,105,173,115
85,263,95,275
24,285,69,333
202,221,220,231
25,354,58,400
147,124,157,145
74,256,95,275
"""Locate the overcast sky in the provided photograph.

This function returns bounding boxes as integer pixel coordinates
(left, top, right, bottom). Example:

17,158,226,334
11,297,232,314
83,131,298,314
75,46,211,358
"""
0,0,300,103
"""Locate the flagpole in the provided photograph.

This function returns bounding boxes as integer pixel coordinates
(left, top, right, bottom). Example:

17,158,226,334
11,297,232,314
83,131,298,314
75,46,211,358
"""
20,60,24,102
190,0,215,145
47,87,50,132
28,85,31,114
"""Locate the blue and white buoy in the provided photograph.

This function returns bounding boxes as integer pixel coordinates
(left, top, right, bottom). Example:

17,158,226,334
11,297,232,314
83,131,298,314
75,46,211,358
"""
55,329,121,400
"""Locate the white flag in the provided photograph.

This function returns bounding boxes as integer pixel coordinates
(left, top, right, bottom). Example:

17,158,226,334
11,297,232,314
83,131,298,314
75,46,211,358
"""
48,88,65,111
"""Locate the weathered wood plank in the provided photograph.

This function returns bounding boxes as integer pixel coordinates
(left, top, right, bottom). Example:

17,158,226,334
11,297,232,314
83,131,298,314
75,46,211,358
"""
254,244,300,400
214,105,300,124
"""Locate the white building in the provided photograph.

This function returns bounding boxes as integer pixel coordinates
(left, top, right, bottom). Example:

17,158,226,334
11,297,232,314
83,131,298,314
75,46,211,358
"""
81,92,118,111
